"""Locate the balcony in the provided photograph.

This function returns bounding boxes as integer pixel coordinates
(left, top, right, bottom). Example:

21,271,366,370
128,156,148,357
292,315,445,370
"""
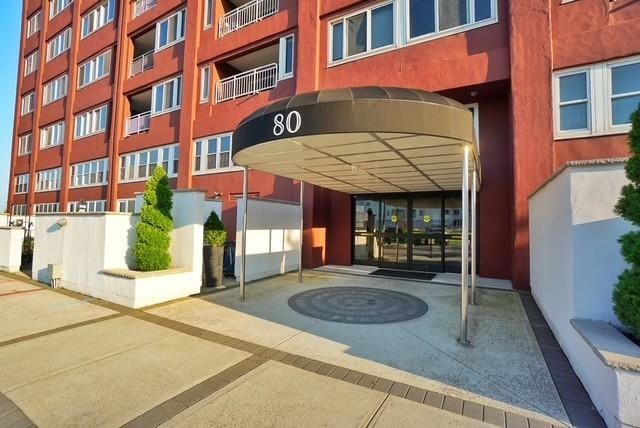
218,0,279,38
126,89,152,136
130,29,155,76
132,0,157,19
216,63,278,103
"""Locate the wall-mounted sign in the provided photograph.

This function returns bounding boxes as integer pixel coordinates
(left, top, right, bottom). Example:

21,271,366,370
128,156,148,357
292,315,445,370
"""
273,111,302,136
391,215,398,223
423,215,432,223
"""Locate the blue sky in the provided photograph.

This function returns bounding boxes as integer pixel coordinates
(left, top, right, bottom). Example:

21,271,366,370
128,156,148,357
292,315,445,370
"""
0,1,21,212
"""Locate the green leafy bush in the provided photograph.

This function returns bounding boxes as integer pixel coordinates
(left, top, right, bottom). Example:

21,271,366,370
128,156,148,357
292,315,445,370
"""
613,105,640,338
21,236,34,265
204,211,227,248
133,166,173,271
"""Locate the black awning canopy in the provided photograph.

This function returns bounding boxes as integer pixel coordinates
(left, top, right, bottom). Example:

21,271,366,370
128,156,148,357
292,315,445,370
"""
232,87,480,194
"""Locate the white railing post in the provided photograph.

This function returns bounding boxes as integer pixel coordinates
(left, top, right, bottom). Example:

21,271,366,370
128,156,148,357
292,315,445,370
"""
126,111,151,136
215,63,278,103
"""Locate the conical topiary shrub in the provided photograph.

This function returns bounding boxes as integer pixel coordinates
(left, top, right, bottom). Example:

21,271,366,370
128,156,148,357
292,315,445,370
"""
613,104,640,338
133,166,173,271
203,211,227,287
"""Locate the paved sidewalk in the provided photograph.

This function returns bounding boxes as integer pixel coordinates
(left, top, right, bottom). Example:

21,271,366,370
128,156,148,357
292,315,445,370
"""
0,272,570,427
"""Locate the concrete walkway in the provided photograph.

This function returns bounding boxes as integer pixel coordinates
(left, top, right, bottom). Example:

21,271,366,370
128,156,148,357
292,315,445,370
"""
0,272,568,427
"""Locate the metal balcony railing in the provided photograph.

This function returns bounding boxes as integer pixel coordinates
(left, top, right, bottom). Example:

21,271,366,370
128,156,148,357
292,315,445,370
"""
215,63,278,103
126,111,151,136
133,0,157,18
218,0,279,38
130,51,154,76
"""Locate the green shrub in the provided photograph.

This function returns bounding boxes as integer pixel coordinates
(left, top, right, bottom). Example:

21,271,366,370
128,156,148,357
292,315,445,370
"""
613,105,640,338
204,211,227,248
133,166,173,271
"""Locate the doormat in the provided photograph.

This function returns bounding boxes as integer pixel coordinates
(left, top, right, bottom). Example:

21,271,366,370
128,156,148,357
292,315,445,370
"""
369,269,436,281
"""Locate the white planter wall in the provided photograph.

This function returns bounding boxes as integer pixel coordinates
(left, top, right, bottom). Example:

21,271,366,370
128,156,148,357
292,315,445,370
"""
0,227,25,273
235,198,301,282
529,161,639,428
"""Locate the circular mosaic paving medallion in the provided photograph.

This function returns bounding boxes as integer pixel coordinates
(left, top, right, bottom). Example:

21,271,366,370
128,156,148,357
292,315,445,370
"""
288,287,428,324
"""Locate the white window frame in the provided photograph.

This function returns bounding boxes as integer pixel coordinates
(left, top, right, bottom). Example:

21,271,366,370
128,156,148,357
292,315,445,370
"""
200,65,211,103
14,174,29,194
18,134,33,156
12,204,28,216
50,0,73,19
278,34,295,80
193,134,237,174
43,74,68,105
24,50,39,76
74,104,109,139
46,28,72,62
27,11,42,37
553,55,640,139
155,9,186,52
21,92,35,115
36,168,62,192
68,199,107,212
78,50,111,88
118,198,136,213
34,202,60,213
204,0,213,29
151,75,182,116
70,158,109,188
119,144,180,183
329,1,397,65
40,121,66,149
81,0,116,39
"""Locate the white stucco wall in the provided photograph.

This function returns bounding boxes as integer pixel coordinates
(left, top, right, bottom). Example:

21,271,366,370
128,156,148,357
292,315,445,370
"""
235,198,301,282
32,191,206,308
0,227,25,272
529,161,638,428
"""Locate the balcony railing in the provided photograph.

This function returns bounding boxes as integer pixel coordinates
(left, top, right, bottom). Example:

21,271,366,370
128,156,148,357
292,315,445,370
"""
126,111,151,136
133,0,157,18
130,51,154,76
215,63,278,103
218,0,279,38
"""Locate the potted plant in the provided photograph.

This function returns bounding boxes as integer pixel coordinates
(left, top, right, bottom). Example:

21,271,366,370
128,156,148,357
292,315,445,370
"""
203,211,227,288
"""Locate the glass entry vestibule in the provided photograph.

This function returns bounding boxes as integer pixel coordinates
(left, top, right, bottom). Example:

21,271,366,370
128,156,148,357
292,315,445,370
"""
354,193,467,273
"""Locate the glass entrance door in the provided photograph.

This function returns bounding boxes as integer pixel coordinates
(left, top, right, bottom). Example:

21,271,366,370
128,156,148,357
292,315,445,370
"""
352,194,469,273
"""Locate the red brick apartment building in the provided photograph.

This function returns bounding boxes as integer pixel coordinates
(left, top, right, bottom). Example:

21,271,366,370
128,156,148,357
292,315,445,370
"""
7,0,640,288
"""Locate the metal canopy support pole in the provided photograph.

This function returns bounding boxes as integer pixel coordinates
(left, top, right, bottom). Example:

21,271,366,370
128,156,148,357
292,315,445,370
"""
240,166,249,301
460,145,470,344
298,181,304,283
471,171,478,305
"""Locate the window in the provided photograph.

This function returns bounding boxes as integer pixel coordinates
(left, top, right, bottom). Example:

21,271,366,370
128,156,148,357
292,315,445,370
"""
553,56,640,138
18,134,33,155
43,74,68,105
408,0,493,39
118,199,136,213
330,2,395,63
82,0,116,38
36,168,62,192
70,158,108,187
75,104,109,139
204,0,213,28
50,0,73,18
119,144,179,182
35,203,59,213
14,174,29,194
21,92,35,115
40,121,65,149
27,11,42,37
25,50,39,76
46,28,72,61
152,76,182,114
78,50,111,88
200,66,211,103
279,35,295,79
155,9,186,51
12,204,28,216
193,134,233,173
68,200,106,212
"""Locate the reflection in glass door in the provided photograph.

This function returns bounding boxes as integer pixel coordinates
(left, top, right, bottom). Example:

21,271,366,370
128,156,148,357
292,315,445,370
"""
353,199,380,265
380,199,409,266
444,196,463,273
411,197,444,272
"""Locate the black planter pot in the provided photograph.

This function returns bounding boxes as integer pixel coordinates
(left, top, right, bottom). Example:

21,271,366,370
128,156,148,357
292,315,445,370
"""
203,246,224,288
